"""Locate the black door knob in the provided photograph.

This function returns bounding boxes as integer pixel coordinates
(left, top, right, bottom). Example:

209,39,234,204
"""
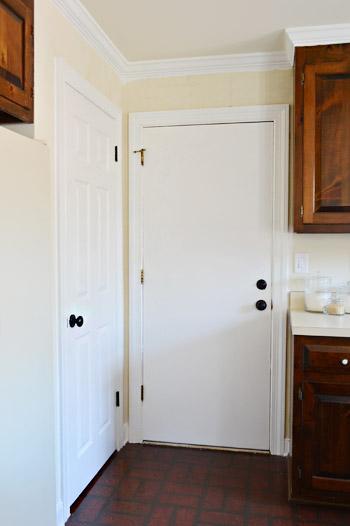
256,279,267,290
256,300,267,311
69,314,84,328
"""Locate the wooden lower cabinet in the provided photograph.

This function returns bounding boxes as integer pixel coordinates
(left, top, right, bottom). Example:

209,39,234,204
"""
289,335,350,506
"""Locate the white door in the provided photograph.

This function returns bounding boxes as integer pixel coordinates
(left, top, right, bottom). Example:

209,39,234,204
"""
142,122,273,450
63,84,119,505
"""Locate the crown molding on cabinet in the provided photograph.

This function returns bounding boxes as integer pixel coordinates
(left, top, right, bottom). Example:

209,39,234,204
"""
286,24,350,65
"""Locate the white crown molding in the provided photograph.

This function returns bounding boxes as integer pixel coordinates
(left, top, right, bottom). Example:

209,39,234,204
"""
124,51,290,83
51,0,291,83
286,23,350,65
52,0,129,81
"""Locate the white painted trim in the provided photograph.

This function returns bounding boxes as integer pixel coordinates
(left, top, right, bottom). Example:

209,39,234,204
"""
286,23,350,65
54,58,124,525
123,423,129,448
129,105,290,456
284,438,291,457
124,52,290,82
51,0,290,82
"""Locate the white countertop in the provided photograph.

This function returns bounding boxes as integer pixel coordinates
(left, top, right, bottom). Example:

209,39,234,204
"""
290,292,350,337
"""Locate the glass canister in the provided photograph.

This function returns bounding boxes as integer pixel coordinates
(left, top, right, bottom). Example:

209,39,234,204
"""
304,276,332,312
323,294,345,316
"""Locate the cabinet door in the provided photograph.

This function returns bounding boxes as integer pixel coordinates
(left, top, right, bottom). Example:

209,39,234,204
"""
0,0,33,122
294,44,350,232
302,380,350,495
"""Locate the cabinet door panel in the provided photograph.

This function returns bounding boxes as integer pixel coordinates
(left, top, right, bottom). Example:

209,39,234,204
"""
303,381,350,494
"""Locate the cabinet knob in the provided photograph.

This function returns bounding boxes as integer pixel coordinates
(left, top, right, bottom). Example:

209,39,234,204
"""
342,358,349,365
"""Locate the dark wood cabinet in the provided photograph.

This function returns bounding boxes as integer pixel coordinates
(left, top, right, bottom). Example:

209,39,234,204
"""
294,44,350,232
0,0,34,123
290,335,350,505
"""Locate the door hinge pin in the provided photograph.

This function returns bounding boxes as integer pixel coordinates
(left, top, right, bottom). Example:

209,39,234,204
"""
298,387,303,401
300,205,303,218
298,465,302,479
141,269,144,285
141,385,144,401
133,148,146,166
301,72,305,86
116,391,120,407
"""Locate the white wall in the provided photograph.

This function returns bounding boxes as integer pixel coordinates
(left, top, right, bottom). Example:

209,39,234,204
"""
0,127,56,526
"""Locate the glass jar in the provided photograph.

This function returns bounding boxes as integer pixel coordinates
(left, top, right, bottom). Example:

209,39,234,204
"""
304,276,332,312
323,295,345,316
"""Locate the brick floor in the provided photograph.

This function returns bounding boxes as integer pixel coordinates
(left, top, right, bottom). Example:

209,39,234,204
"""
66,443,350,526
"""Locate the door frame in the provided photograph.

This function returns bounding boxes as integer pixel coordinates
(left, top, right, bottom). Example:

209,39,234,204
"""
54,59,124,525
129,105,290,456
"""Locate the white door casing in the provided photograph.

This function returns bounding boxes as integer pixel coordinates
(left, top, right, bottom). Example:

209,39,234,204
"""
129,106,290,456
55,59,124,525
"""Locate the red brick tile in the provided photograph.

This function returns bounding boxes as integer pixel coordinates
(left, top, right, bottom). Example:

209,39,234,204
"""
212,452,233,469
157,448,177,462
249,491,293,519
148,505,174,526
133,460,168,471
163,481,203,496
188,465,208,484
73,496,107,522
168,462,190,482
212,467,249,480
233,454,251,470
108,459,133,476
250,471,271,491
272,520,294,526
89,484,115,497
225,489,247,513
108,500,151,515
177,449,212,466
295,523,331,526
159,492,200,507
209,474,249,490
130,469,165,481
247,517,269,526
99,511,145,525
271,472,288,493
115,478,141,500
174,507,196,526
98,473,123,487
203,487,226,510
200,510,244,525
136,480,162,502
294,504,319,521
319,507,346,522
137,447,159,461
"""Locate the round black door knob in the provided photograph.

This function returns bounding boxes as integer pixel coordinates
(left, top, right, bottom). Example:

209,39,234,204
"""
256,300,267,311
69,314,84,328
256,279,267,290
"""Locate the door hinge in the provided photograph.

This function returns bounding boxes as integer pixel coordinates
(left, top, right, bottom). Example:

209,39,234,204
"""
30,25,34,36
116,391,120,407
31,87,34,98
301,72,305,86
297,465,302,479
133,148,146,166
115,145,118,162
298,387,303,401
300,205,304,218
141,385,144,401
141,269,144,284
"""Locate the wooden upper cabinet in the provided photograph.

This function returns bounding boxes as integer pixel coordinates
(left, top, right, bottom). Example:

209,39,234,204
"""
294,44,350,232
0,0,33,123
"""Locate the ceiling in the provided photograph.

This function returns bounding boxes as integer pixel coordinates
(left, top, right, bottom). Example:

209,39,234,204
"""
80,0,350,62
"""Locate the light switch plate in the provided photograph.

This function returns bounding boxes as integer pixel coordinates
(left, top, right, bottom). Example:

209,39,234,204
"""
294,253,309,274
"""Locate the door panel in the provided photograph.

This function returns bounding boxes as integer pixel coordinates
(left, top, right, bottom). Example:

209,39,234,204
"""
142,122,273,450
64,85,118,505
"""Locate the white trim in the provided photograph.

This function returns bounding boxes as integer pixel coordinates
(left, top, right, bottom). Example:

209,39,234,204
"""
284,438,291,457
129,105,290,456
286,23,350,64
124,52,290,82
51,0,290,82
54,58,124,525
123,423,129,448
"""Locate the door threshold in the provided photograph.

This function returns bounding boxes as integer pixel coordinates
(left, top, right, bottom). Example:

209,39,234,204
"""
143,440,269,454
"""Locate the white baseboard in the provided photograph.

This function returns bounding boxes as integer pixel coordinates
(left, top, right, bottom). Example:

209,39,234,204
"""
284,438,291,457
